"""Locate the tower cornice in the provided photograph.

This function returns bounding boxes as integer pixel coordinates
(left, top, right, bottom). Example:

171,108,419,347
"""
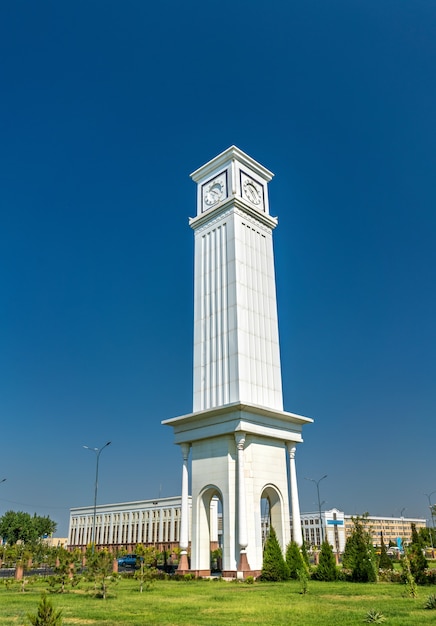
190,145,274,184
189,196,278,232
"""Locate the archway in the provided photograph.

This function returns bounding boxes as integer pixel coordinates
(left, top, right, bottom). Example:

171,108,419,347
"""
260,485,286,552
194,485,223,575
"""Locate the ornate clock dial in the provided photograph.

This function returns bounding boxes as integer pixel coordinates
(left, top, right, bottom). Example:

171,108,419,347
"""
242,175,263,208
202,173,227,211
204,182,223,206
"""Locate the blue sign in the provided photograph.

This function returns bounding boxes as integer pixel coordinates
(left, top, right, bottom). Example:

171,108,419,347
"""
327,520,344,525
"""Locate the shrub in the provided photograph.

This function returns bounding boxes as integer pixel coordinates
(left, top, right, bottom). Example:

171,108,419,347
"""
27,594,62,626
313,541,338,581
401,556,417,598
378,535,393,571
342,515,377,582
297,568,309,594
285,541,307,579
260,526,289,581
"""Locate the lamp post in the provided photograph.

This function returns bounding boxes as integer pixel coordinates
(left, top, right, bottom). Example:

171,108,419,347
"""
424,491,436,551
83,442,111,552
400,507,406,545
305,474,327,546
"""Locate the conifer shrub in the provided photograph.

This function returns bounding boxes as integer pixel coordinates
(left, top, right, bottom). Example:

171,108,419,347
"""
285,541,306,579
260,526,289,581
401,555,417,598
378,534,393,571
342,515,377,582
27,594,62,626
312,541,338,581
408,523,428,584
300,539,310,570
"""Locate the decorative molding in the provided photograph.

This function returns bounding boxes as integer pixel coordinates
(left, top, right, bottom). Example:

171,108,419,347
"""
190,197,277,233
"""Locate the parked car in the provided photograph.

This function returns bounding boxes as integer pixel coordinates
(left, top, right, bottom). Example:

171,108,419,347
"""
386,547,403,558
117,555,139,568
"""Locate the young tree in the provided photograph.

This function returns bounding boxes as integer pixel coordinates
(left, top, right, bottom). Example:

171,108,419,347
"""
313,541,338,581
300,539,310,570
260,526,289,581
342,515,377,582
27,594,63,626
378,533,393,571
134,544,159,592
285,541,306,579
408,523,428,584
85,549,117,599
48,548,79,593
401,555,417,598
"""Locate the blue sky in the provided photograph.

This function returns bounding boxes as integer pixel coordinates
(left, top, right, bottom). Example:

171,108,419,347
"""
1,1,435,537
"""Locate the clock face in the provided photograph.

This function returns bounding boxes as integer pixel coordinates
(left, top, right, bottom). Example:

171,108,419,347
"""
243,181,261,205
202,173,227,211
204,182,223,206
241,173,264,210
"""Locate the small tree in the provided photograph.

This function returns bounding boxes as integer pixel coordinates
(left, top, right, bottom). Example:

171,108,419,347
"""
300,539,310,570
85,549,117,599
408,523,428,584
48,548,79,593
27,594,62,626
342,515,377,582
285,541,306,579
378,534,393,571
313,541,338,581
401,555,417,598
134,544,159,592
260,526,289,581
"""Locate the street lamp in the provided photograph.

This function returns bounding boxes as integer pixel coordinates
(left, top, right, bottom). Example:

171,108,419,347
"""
305,474,328,546
83,441,111,552
400,507,406,543
424,491,436,551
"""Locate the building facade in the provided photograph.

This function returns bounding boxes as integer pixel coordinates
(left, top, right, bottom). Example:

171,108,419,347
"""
69,498,425,554
68,496,218,553
344,514,426,547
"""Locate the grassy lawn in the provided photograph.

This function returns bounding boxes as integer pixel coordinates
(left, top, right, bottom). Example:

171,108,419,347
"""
1,576,435,625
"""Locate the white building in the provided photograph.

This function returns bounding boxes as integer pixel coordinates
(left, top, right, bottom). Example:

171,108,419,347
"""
68,496,218,552
68,498,426,556
296,509,346,553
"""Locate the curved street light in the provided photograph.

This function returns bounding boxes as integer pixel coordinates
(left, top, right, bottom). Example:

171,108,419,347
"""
83,442,111,552
424,491,436,551
305,474,328,545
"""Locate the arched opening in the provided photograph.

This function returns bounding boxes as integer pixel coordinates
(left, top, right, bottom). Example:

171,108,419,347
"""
196,486,223,575
260,485,285,551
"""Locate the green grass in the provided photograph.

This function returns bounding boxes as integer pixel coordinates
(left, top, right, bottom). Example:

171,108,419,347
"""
1,576,436,625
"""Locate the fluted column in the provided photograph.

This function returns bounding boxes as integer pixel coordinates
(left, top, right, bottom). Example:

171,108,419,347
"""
235,432,250,574
127,511,133,545
178,442,191,572
109,513,114,546
287,443,303,546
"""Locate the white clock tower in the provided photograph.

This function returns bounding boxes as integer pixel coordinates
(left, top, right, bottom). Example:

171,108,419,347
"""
163,146,312,578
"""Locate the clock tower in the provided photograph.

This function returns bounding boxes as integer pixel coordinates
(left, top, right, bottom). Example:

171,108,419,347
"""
163,147,312,578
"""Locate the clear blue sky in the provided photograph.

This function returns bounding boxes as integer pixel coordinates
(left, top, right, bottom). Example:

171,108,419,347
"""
1,1,435,537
